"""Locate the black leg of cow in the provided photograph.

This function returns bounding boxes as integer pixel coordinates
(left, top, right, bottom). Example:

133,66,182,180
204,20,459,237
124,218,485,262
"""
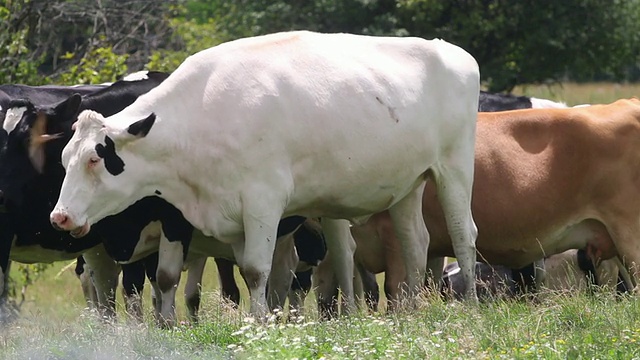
0,220,15,323
184,257,207,324
511,263,537,296
215,258,240,307
0,261,15,324
121,260,147,321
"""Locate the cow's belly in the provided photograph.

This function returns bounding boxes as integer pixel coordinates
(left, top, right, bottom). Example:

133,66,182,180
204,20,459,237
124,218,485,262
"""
188,231,235,260
118,221,163,264
473,219,613,268
286,149,434,220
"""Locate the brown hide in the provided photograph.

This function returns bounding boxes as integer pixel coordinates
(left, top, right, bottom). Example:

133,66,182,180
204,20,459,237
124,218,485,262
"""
354,98,640,289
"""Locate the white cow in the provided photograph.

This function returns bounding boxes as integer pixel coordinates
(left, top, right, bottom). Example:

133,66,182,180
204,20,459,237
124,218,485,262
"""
49,31,481,315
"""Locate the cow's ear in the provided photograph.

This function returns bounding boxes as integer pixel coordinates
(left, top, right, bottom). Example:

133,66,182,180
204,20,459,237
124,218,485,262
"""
126,113,156,138
52,93,83,123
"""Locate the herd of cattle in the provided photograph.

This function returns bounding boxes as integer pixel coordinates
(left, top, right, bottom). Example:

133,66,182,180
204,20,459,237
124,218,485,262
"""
0,31,637,326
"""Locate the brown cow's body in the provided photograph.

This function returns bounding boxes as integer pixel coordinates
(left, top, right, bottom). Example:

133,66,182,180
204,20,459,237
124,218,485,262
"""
353,99,640,303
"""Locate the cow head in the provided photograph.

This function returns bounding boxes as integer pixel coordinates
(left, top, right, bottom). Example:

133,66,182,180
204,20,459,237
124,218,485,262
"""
0,95,81,209
50,109,156,237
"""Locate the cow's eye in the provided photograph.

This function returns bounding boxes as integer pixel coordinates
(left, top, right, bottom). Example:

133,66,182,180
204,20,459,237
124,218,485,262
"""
88,157,101,168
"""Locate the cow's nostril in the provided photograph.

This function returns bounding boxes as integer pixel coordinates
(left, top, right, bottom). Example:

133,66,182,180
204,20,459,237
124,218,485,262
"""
50,212,69,230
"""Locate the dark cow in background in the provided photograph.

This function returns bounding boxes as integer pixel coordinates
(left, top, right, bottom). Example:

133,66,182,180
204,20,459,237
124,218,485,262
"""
478,90,567,112
0,81,111,317
0,83,105,120
0,71,168,318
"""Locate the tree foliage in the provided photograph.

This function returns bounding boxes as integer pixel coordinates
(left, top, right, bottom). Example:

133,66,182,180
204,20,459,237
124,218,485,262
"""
1,0,638,90
396,0,640,91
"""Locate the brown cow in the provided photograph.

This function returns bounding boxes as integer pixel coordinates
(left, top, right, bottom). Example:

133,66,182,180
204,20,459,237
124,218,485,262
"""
349,98,640,307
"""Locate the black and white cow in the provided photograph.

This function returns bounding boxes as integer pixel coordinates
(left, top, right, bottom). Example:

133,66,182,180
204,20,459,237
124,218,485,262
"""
0,72,168,317
0,81,114,314
0,83,105,121
1,83,324,325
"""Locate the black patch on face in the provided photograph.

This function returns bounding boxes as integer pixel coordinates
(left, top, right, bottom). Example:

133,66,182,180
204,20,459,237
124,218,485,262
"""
95,135,125,176
154,190,162,195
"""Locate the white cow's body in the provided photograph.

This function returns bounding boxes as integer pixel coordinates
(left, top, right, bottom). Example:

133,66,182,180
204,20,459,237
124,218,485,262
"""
52,31,481,314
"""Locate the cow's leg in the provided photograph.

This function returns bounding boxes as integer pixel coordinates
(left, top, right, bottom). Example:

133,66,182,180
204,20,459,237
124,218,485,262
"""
321,218,356,314
267,234,298,311
142,253,160,319
533,259,546,291
426,257,446,291
121,260,146,321
600,222,640,292
431,157,478,301
184,256,207,324
311,254,339,319
288,269,312,314
384,264,408,311
150,281,162,322
387,183,429,304
0,261,9,305
234,204,281,319
76,257,98,309
356,263,379,312
0,218,14,308
215,258,240,307
156,232,185,328
82,244,120,319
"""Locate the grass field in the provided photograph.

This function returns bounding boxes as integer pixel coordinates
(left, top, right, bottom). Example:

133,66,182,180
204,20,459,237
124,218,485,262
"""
513,82,639,106
1,82,639,359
